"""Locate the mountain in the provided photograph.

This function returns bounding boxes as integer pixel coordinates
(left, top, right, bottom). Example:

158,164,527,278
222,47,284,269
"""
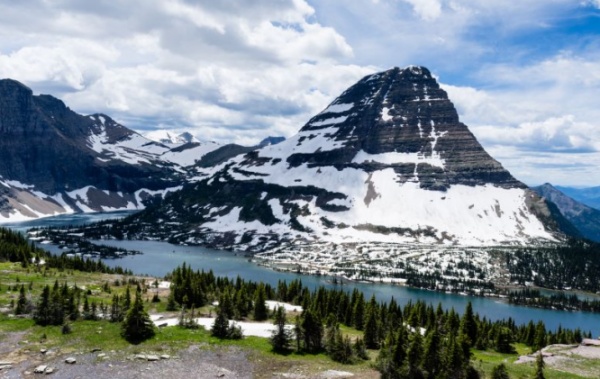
555,186,600,211
533,183,600,242
0,79,238,222
120,66,570,251
143,130,199,146
258,136,285,148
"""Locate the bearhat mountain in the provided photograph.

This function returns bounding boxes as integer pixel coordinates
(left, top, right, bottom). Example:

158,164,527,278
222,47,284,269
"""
124,66,572,250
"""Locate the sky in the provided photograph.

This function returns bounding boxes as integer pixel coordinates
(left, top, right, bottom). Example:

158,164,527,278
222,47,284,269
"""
0,1,599,187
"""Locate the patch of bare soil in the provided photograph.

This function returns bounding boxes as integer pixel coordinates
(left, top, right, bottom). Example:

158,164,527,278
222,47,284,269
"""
1,344,253,379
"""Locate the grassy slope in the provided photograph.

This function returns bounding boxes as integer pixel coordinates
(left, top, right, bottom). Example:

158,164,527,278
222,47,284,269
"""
0,262,594,378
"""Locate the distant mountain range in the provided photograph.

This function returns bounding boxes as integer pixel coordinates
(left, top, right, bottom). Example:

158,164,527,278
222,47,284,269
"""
554,186,600,211
532,183,600,242
112,66,574,251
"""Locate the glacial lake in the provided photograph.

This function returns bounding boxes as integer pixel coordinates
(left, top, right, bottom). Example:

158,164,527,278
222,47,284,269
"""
4,211,600,335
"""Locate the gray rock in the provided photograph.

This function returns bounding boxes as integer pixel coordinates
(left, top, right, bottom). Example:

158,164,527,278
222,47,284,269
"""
146,355,159,361
64,357,76,364
34,365,47,373
135,354,147,360
160,354,170,360
44,367,55,374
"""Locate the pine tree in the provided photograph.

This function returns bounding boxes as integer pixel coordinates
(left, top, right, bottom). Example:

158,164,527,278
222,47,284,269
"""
121,288,155,343
301,309,323,353
460,302,478,347
491,363,510,379
422,327,441,378
270,306,292,352
253,284,268,321
123,285,132,311
364,295,380,349
15,285,28,315
406,330,424,378
534,353,545,379
495,327,515,354
166,291,177,311
33,285,51,326
352,293,365,330
294,315,303,351
211,308,230,339
532,321,546,352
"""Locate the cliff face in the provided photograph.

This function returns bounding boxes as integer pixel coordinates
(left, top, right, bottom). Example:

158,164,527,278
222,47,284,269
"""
0,79,179,194
0,79,189,221
287,66,520,191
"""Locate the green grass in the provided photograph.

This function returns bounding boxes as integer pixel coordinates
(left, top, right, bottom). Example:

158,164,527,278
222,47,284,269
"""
0,262,595,379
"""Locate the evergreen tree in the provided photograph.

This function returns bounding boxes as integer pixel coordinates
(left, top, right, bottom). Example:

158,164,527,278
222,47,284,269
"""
33,285,51,326
211,308,230,339
352,292,365,330
253,284,268,321
121,288,155,343
270,306,292,352
491,363,510,379
532,321,546,352
15,285,28,315
460,302,478,347
301,309,323,353
495,327,515,354
166,291,177,311
294,315,303,351
123,285,132,311
422,327,441,378
534,353,545,379
353,338,369,360
364,295,381,349
406,330,424,378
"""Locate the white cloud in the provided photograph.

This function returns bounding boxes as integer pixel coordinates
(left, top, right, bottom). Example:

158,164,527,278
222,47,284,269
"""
0,0,599,186
403,0,443,21
441,51,600,185
0,0,364,144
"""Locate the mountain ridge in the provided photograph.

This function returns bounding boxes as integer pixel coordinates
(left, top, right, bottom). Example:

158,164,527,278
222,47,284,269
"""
533,183,600,242
112,66,571,251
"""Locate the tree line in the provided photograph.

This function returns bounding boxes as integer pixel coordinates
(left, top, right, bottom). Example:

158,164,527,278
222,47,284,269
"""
509,288,600,313
0,227,131,275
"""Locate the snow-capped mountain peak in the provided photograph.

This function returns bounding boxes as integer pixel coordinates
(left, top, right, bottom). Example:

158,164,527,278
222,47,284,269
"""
143,129,199,146
123,66,571,251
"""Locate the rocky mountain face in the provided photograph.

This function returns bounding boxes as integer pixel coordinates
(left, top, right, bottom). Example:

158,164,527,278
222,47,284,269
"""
533,183,600,242
0,79,247,222
122,66,571,251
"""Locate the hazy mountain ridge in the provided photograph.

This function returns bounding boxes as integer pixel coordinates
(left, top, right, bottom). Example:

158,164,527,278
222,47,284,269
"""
555,185,600,211
533,183,600,242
